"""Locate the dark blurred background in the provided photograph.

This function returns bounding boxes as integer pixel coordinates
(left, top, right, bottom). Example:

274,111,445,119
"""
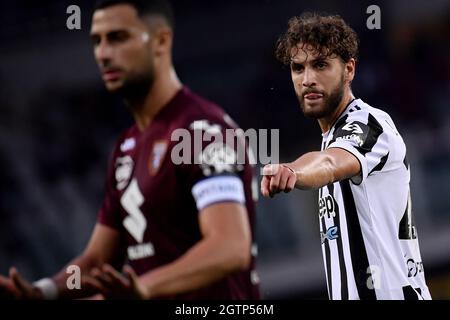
0,0,449,299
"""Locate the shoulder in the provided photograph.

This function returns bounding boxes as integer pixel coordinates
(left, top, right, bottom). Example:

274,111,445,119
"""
329,99,404,157
333,99,399,139
173,87,238,132
109,124,139,161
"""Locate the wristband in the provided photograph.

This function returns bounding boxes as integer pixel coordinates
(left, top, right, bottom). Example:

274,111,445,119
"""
33,278,58,300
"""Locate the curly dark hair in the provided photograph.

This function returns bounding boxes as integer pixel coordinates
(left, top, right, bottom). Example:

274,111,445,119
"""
276,12,359,65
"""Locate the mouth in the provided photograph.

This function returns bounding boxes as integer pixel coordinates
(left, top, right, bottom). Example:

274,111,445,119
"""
102,69,123,82
303,92,324,101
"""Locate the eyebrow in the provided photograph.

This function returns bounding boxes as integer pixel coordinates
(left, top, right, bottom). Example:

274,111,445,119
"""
90,29,128,37
291,57,329,65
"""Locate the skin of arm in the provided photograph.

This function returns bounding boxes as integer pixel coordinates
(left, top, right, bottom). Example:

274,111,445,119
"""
261,147,361,197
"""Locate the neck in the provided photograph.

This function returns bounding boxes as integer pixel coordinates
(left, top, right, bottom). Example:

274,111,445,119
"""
318,90,355,133
125,66,182,132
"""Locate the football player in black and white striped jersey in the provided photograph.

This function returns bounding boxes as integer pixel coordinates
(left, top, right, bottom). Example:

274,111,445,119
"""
261,12,431,300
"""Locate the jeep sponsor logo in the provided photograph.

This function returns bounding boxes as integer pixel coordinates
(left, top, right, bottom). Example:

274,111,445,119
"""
319,194,336,219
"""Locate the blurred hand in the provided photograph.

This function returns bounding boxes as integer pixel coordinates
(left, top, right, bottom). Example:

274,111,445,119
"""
261,164,297,198
0,268,43,300
83,264,148,300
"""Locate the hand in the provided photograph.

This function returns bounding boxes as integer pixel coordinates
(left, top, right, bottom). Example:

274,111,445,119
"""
0,267,44,300
261,164,297,198
83,264,148,300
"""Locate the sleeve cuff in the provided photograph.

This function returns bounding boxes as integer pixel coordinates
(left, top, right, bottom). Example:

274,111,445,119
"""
328,142,367,185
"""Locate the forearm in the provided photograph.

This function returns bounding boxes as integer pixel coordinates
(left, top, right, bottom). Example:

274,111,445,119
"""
288,151,338,190
140,237,249,299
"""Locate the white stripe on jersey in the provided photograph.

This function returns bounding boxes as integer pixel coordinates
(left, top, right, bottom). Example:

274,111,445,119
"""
319,98,431,300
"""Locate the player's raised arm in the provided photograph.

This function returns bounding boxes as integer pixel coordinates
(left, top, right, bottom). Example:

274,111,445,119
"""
261,148,361,197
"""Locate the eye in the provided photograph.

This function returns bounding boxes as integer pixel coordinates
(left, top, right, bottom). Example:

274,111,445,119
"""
108,31,130,43
291,62,304,73
315,61,328,70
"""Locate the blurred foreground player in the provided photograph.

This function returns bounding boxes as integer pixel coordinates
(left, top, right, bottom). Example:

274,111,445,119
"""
261,13,431,300
0,0,259,300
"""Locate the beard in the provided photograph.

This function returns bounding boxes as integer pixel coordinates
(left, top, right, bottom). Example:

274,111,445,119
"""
116,63,156,107
297,74,345,119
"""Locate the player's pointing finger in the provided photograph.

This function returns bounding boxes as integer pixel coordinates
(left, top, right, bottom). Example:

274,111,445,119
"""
261,175,271,197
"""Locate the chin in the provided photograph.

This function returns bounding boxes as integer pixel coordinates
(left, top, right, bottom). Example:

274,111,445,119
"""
302,109,327,119
301,103,326,119
105,82,123,93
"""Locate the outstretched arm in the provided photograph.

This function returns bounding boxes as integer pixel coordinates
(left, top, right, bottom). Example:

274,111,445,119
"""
261,148,361,197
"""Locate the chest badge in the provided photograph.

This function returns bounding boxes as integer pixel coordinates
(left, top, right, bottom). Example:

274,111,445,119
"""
149,140,168,175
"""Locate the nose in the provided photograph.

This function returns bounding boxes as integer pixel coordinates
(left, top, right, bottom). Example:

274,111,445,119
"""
302,67,316,88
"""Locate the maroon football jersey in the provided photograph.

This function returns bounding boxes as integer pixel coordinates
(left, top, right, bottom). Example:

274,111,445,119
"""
98,87,260,299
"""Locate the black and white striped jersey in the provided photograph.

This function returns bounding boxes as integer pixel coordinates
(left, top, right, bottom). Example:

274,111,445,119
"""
319,98,431,300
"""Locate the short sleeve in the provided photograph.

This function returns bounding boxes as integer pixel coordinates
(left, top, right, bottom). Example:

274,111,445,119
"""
173,117,249,212
327,113,389,185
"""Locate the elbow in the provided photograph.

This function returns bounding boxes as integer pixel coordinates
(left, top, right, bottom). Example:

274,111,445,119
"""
235,246,252,271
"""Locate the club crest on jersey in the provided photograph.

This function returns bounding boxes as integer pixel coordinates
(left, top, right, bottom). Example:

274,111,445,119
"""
115,156,134,190
406,258,424,278
149,141,168,175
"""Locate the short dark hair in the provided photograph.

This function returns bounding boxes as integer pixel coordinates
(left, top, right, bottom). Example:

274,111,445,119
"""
93,0,175,29
276,12,359,65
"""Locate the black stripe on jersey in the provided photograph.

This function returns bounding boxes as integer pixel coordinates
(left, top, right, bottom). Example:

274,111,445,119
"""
402,286,420,300
328,98,354,131
349,106,362,113
340,180,377,300
319,187,333,299
326,115,349,147
356,114,384,156
369,152,389,175
416,288,423,299
398,191,417,240
326,183,348,300
333,115,349,136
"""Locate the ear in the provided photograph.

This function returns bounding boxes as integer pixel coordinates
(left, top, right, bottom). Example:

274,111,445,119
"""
344,58,356,84
152,26,173,56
